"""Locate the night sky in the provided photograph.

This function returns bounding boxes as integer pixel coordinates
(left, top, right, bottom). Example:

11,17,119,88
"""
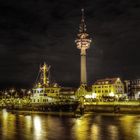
0,0,140,88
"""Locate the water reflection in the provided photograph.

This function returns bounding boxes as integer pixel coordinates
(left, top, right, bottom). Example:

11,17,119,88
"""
34,116,42,133
73,117,89,140
91,124,100,140
136,120,140,138
119,115,140,140
0,110,140,140
107,125,118,140
1,109,16,139
24,115,32,138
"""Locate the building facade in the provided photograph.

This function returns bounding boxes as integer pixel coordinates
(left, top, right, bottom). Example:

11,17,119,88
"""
128,79,140,100
124,80,130,94
92,78,124,100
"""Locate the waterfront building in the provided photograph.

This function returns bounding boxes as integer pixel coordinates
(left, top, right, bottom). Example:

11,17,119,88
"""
128,79,140,100
75,85,92,99
92,78,124,100
124,80,131,99
124,80,131,94
75,9,92,86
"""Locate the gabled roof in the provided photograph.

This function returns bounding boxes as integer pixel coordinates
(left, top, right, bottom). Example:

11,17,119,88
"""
94,78,120,85
78,85,92,92
85,86,92,92
60,87,77,92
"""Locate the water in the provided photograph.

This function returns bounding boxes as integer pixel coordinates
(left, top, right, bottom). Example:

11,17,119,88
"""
0,109,140,140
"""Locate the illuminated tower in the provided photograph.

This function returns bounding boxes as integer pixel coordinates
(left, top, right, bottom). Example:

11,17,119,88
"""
75,9,92,85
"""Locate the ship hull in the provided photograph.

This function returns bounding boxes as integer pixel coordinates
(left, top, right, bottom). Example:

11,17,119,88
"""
12,102,79,113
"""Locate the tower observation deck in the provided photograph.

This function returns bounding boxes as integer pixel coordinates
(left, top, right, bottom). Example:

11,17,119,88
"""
75,9,92,86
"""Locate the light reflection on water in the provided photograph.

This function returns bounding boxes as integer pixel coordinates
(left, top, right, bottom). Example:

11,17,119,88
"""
0,109,140,140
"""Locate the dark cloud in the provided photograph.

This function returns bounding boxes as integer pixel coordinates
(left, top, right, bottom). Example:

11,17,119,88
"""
0,0,140,88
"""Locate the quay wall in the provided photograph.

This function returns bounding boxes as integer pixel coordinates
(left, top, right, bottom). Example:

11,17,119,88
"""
84,104,140,114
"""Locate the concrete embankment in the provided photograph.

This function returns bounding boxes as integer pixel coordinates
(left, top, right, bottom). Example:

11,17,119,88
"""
1,101,140,114
84,104,140,114
5,110,76,116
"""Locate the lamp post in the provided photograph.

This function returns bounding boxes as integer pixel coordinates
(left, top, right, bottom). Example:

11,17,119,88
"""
21,89,26,97
9,89,15,98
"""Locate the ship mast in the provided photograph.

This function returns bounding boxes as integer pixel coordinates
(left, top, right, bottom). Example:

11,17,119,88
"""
40,62,50,87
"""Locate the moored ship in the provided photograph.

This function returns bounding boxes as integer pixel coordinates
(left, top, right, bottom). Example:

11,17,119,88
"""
30,63,79,112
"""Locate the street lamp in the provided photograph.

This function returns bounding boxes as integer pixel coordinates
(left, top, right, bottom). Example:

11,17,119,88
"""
21,89,26,97
9,88,15,98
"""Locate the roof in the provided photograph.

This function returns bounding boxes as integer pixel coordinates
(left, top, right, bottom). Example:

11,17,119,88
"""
94,78,120,85
85,86,92,92
60,87,77,92
78,85,92,92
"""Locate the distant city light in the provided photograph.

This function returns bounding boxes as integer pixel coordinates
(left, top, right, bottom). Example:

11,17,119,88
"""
92,93,96,99
85,93,96,99
85,95,91,98
109,92,114,97
36,88,42,93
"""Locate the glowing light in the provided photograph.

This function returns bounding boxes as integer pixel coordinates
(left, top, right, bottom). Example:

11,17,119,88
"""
74,118,88,140
85,93,96,99
37,88,42,93
115,95,118,98
92,93,96,98
108,125,118,140
91,124,100,140
33,116,42,133
120,115,137,136
109,92,114,97
25,116,32,132
85,94,91,98
10,89,15,93
117,77,120,81
2,109,8,119
28,90,31,94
